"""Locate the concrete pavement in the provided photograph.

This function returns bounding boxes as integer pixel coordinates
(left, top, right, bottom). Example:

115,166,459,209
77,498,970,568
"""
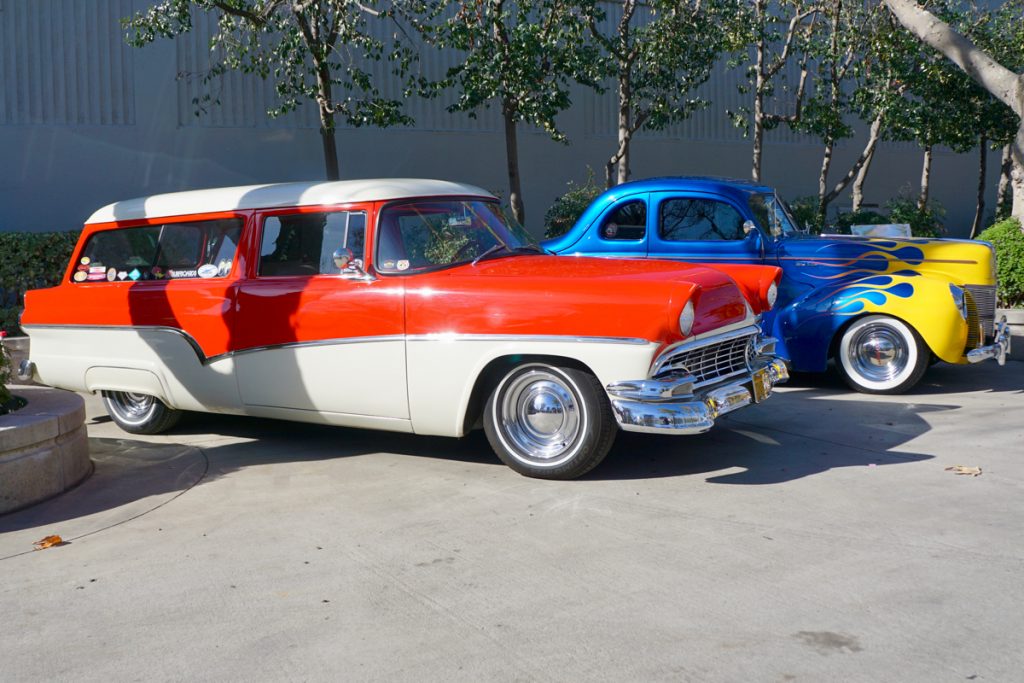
1,361,1022,682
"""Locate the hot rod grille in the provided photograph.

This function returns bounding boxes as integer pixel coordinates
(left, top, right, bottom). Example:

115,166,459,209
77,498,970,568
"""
654,332,755,387
965,284,997,346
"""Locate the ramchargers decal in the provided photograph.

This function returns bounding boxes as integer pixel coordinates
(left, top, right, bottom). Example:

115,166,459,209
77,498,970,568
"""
169,269,198,278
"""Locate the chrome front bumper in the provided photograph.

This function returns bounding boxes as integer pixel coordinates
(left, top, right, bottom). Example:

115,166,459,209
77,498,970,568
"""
966,316,1011,365
606,355,789,435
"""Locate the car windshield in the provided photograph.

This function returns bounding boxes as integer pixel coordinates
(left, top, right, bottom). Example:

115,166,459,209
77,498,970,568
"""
749,193,801,237
375,199,541,274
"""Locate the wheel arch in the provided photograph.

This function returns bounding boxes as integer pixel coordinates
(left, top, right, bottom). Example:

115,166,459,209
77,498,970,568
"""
460,354,598,435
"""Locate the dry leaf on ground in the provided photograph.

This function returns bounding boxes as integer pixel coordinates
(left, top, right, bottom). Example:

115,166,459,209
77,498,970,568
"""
945,465,982,477
33,535,64,550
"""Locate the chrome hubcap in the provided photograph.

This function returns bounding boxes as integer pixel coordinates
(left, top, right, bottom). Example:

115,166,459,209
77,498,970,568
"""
107,392,157,424
848,323,909,382
499,369,581,465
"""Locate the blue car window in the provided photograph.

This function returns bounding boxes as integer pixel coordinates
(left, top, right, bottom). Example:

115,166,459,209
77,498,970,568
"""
600,200,646,240
660,198,745,241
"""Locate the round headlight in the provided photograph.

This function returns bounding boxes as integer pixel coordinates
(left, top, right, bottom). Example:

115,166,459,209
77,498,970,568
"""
679,301,695,337
766,282,778,309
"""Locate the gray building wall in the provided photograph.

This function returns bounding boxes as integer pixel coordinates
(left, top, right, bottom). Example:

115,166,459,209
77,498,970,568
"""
0,0,1000,236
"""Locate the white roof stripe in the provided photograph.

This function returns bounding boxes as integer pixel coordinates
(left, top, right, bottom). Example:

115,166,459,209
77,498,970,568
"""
85,179,496,224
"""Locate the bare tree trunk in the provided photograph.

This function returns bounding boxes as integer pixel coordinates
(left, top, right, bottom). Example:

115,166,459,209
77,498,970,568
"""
918,145,933,212
315,66,340,180
833,114,884,212
996,144,1013,219
607,69,632,189
502,105,525,225
817,141,834,227
752,36,766,183
1013,126,1024,222
616,71,631,186
851,147,874,213
970,135,987,239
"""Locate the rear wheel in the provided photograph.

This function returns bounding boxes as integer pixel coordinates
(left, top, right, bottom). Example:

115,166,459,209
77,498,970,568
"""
483,363,616,479
836,315,929,394
101,391,182,434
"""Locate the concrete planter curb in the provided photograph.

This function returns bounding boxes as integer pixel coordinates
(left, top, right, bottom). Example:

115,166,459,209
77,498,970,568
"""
0,386,91,514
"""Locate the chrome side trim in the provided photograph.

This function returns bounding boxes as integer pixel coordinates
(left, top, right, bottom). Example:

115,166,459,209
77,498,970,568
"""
22,324,653,366
651,324,762,377
405,333,650,345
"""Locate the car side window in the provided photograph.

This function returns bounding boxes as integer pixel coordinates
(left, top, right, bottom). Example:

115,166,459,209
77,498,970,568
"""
600,200,647,241
660,198,746,242
259,211,366,277
74,218,241,282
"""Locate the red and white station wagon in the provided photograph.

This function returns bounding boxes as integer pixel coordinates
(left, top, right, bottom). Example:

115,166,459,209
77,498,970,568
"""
21,179,788,479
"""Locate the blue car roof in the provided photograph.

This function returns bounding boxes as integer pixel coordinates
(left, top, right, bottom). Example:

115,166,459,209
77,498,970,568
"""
598,176,775,199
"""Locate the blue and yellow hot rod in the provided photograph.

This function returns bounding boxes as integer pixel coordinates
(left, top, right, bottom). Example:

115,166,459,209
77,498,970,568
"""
543,177,1010,394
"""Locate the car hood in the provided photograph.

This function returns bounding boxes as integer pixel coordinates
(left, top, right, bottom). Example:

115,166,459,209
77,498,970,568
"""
402,254,771,344
777,234,996,286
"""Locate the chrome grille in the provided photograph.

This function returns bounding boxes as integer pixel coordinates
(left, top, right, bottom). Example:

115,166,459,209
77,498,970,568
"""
965,284,997,343
654,331,755,386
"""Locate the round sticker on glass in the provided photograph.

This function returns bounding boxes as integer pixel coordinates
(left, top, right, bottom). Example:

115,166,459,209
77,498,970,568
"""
397,260,410,271
73,271,87,282
197,264,219,279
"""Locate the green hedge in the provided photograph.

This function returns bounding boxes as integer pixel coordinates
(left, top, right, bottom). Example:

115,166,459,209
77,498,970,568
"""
977,218,1024,308
0,231,81,335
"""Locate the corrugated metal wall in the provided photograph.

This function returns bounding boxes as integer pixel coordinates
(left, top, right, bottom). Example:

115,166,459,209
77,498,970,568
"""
0,0,135,126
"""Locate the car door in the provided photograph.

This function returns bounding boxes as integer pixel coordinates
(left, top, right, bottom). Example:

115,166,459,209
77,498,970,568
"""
647,192,765,265
233,207,409,419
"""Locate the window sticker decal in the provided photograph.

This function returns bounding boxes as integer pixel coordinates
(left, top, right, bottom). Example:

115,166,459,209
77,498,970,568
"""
197,264,219,278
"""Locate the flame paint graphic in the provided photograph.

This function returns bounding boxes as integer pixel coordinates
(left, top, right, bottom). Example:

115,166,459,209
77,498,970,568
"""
832,275,915,315
797,241,928,281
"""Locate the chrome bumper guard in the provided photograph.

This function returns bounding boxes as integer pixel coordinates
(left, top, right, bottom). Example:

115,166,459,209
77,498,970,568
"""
16,359,35,382
606,339,789,435
966,316,1011,365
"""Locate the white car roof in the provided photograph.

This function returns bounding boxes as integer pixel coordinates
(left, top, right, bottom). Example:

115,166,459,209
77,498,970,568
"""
85,179,496,224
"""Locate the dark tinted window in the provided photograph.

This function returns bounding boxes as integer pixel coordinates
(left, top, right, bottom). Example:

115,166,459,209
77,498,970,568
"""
600,200,647,241
660,198,745,241
259,212,367,277
74,219,241,282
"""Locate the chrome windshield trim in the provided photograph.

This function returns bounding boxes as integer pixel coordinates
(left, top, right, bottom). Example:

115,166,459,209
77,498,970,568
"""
651,324,762,377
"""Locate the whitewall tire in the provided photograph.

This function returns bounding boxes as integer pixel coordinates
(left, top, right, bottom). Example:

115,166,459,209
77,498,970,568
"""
836,315,929,394
483,363,616,479
101,391,183,434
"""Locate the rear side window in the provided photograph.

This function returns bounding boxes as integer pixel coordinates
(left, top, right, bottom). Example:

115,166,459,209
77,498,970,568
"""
73,218,242,282
258,211,367,277
600,200,647,241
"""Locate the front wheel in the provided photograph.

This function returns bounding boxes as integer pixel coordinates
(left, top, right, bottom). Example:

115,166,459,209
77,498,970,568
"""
483,363,616,479
101,391,182,434
836,315,929,394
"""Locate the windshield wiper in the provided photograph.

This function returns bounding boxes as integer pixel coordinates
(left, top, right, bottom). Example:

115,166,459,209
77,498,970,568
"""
471,243,512,266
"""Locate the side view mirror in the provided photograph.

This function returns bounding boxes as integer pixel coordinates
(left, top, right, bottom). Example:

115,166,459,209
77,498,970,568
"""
332,247,353,270
742,220,759,236
743,220,767,260
333,247,375,281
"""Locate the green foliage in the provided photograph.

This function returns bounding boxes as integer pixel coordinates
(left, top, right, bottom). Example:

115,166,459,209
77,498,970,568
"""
0,231,80,335
409,0,602,143
978,218,1024,307
544,171,602,238
787,197,822,234
124,0,415,176
885,196,945,238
